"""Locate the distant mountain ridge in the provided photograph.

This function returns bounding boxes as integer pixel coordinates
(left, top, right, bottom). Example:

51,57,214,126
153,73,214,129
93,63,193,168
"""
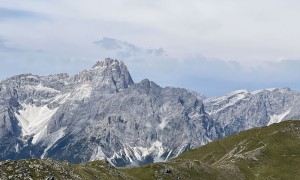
205,87,300,136
1,58,300,167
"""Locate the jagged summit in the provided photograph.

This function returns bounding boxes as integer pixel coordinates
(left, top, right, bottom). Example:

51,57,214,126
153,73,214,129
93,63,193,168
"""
71,58,134,92
1,59,300,168
91,58,129,74
0,59,220,166
92,58,134,87
93,58,120,68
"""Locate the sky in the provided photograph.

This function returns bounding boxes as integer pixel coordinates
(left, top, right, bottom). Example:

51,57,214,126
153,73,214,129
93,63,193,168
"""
1,0,300,97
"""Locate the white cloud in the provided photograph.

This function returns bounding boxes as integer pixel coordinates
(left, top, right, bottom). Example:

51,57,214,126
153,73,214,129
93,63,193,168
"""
1,0,300,63
94,37,166,58
0,1,300,96
0,35,300,97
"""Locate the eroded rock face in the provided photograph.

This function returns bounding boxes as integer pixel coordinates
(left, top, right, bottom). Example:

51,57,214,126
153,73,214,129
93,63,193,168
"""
0,58,222,166
205,88,300,136
2,58,300,167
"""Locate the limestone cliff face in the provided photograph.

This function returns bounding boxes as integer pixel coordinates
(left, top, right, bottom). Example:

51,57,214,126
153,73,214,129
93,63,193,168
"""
2,58,299,167
205,88,300,136
0,58,222,166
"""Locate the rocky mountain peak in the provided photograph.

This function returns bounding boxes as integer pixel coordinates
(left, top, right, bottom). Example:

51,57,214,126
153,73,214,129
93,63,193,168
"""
71,58,134,92
2,58,300,168
92,58,124,69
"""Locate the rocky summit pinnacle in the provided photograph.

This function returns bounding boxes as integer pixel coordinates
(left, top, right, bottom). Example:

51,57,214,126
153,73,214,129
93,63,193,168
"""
92,58,121,68
71,58,133,93
0,58,222,166
1,58,300,167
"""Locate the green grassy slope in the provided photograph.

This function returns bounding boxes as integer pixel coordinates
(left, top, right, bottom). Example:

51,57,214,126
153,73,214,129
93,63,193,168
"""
1,120,300,180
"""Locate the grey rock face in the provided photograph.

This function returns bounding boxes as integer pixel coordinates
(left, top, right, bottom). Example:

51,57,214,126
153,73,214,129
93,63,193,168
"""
2,58,299,167
0,58,222,166
205,88,300,136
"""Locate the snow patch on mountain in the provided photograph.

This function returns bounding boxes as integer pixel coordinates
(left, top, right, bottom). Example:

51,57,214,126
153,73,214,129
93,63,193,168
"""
107,141,168,165
208,89,248,104
251,88,277,95
32,125,47,144
131,146,149,161
90,146,106,161
175,145,188,157
15,143,20,153
41,127,67,158
206,89,249,114
268,109,291,125
149,141,165,160
15,104,59,137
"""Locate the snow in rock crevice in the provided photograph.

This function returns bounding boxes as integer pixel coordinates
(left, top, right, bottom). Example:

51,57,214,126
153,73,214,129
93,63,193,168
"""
41,127,67,158
90,146,106,161
268,109,291,126
15,104,59,138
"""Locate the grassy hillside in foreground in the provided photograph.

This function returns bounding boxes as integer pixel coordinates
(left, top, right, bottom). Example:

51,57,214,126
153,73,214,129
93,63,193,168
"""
1,120,300,180
0,159,125,180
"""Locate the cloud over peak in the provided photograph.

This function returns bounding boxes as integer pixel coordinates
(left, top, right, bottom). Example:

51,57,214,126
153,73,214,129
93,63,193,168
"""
94,37,166,58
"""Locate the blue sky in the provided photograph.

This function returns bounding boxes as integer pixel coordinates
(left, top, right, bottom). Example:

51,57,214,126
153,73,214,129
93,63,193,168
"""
1,1,300,97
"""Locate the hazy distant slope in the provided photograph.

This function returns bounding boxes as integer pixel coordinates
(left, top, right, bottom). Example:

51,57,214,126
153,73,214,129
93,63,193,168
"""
205,88,300,136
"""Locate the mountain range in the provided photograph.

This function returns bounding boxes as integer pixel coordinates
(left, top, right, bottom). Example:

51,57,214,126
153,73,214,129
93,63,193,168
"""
0,58,299,167
2,120,300,179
